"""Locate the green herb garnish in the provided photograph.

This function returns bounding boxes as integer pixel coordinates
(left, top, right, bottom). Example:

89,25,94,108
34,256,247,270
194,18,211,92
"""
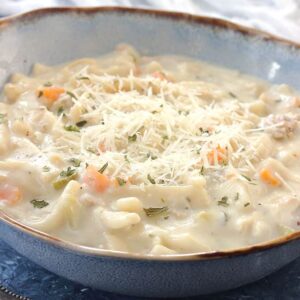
53,167,78,190
241,174,252,182
229,92,237,98
143,206,168,217
98,162,108,174
116,177,126,186
200,166,205,175
147,174,155,184
0,113,7,124
76,120,87,128
199,127,210,135
218,196,229,207
234,192,240,201
57,106,64,116
128,134,137,142
60,166,76,177
43,82,52,87
42,165,50,172
88,93,95,100
222,160,228,166
69,158,81,167
52,174,77,190
77,76,90,80
87,147,97,154
241,174,257,185
66,91,77,99
30,199,49,209
146,152,158,160
124,155,130,163
37,90,43,98
244,202,250,207
162,135,168,143
64,125,80,132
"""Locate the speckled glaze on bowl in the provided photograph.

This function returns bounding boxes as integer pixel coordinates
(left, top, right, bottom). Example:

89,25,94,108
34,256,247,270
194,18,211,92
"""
0,7,299,298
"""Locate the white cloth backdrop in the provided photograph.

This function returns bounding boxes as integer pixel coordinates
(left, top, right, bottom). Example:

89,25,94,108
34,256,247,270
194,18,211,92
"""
1,0,300,43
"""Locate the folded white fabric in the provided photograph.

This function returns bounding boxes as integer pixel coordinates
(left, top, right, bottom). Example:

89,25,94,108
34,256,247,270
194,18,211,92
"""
1,0,300,43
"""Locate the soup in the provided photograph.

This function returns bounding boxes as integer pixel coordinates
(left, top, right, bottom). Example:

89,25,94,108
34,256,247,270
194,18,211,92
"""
0,44,299,255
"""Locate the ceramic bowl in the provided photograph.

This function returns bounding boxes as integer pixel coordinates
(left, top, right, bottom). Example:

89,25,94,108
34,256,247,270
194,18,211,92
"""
0,7,299,298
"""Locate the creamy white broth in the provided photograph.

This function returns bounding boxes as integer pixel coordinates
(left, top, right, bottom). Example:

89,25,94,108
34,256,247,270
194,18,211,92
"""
0,44,299,255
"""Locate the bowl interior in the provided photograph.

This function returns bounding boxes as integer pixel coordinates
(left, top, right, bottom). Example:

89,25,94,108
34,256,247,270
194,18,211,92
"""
0,8,299,89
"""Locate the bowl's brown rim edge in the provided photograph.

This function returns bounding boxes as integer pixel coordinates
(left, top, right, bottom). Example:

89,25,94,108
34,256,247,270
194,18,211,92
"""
1,6,300,49
0,6,299,262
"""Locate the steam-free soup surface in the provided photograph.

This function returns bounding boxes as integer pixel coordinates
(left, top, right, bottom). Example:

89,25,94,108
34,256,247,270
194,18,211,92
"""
0,44,299,255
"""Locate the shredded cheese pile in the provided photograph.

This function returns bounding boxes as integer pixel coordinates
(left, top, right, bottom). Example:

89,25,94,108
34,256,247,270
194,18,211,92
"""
39,67,267,186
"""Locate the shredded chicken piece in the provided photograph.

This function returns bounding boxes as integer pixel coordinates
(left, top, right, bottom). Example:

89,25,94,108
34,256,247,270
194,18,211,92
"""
261,114,298,139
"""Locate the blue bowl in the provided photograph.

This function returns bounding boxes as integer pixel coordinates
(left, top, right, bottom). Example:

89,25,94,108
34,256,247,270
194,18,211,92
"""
0,7,299,298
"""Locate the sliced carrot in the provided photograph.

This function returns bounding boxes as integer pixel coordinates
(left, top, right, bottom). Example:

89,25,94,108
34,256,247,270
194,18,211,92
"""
38,87,65,102
260,168,281,186
207,145,227,165
83,165,110,193
0,183,22,205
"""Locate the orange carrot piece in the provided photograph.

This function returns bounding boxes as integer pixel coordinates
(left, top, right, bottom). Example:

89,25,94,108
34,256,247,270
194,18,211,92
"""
207,145,227,165
260,168,281,186
0,183,22,205
39,87,65,102
83,165,110,193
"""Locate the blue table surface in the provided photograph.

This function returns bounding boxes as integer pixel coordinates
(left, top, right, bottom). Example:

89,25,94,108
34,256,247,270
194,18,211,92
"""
0,239,299,300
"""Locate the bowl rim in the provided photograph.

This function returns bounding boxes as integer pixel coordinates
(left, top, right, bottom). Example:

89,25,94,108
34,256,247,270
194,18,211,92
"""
1,5,300,49
0,6,300,262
